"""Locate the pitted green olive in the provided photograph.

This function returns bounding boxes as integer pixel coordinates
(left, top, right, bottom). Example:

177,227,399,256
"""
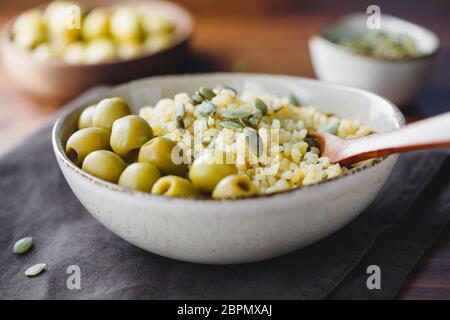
92,97,131,131
110,115,154,160
82,150,126,183
212,175,256,199
78,104,96,129
65,127,110,166
138,137,188,176
188,151,237,193
44,1,82,45
151,176,199,198
118,162,160,192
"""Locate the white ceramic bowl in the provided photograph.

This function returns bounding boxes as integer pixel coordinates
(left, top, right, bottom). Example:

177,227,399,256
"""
309,13,439,107
52,73,404,264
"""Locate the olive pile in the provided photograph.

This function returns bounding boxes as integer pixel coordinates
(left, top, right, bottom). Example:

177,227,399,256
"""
66,97,256,199
12,1,176,64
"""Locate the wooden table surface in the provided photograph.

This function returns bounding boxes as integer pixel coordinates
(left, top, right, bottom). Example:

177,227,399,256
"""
0,0,449,299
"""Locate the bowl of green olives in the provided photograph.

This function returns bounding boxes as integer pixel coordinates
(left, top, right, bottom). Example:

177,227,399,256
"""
52,73,403,264
1,0,193,102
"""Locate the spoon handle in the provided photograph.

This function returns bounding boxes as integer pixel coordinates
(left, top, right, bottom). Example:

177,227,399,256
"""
341,112,450,164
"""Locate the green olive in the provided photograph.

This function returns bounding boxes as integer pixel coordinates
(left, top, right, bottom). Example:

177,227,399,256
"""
83,38,117,64
212,175,256,199
78,105,96,129
14,28,46,50
65,127,110,166
118,162,160,192
33,43,59,61
44,1,81,44
13,9,43,35
82,150,126,183
92,97,131,131
110,115,154,160
13,9,46,49
151,176,199,198
144,34,171,53
138,137,188,176
117,40,145,60
142,13,175,35
110,7,143,41
188,151,237,193
63,42,85,65
82,8,110,40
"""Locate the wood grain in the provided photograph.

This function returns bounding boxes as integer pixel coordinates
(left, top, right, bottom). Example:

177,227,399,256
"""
312,113,450,166
0,0,449,299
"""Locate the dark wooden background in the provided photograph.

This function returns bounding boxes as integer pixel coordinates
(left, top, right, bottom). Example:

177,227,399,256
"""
0,0,449,299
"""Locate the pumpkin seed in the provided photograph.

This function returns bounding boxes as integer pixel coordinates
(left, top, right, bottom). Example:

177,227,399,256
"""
175,103,185,129
289,94,300,106
318,122,339,135
218,84,238,94
25,263,46,277
221,110,250,119
198,102,217,117
199,87,216,101
191,93,203,105
273,105,285,113
254,98,268,115
13,237,33,254
304,137,318,152
248,109,263,126
245,129,263,157
220,120,244,129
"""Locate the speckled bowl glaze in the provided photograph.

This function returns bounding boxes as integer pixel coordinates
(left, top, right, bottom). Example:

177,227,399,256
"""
52,73,404,264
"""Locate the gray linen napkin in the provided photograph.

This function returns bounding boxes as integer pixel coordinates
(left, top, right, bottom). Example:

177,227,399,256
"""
0,88,449,299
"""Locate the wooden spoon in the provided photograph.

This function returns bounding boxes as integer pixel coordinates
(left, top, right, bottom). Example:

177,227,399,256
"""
309,112,450,167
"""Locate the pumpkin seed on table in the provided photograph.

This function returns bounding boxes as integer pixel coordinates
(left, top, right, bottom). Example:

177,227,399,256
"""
221,110,250,119
197,102,217,117
245,129,264,157
199,87,216,101
220,120,245,129
25,263,46,277
254,98,268,115
175,103,186,129
13,237,33,254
